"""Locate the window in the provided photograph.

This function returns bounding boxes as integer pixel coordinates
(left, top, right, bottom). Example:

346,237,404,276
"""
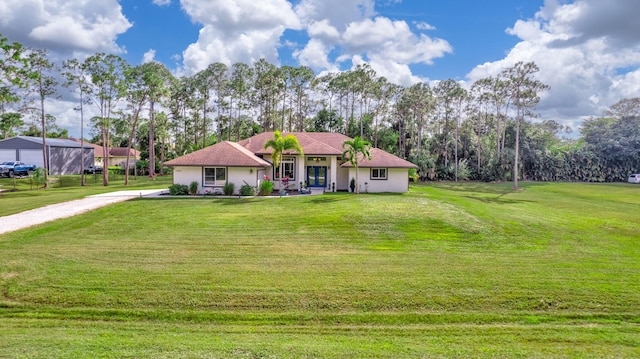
204,167,226,186
275,157,295,181
370,168,387,180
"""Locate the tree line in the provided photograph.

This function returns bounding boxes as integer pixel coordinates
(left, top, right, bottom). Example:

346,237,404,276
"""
1,34,638,187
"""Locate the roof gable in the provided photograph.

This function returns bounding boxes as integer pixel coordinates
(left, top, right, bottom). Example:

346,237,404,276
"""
239,132,351,155
341,148,418,168
164,141,271,167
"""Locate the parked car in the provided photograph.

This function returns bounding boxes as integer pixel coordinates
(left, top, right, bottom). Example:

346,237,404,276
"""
84,165,103,174
629,174,640,183
0,161,37,177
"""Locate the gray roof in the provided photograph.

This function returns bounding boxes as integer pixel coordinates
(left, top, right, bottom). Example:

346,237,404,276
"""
14,136,90,148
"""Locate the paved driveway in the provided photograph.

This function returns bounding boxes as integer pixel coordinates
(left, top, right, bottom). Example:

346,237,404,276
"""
0,190,165,235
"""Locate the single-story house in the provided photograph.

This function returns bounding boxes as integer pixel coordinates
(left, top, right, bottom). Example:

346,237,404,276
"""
165,132,417,194
0,136,94,175
67,139,140,168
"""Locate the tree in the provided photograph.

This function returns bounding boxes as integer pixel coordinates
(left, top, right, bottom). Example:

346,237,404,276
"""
263,130,303,190
62,58,91,185
342,136,372,194
83,53,130,186
138,62,173,177
605,97,640,119
501,61,549,189
0,35,28,140
27,49,59,188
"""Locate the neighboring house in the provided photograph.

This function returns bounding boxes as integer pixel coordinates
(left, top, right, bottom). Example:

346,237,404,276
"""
0,136,94,175
67,139,140,168
165,132,417,194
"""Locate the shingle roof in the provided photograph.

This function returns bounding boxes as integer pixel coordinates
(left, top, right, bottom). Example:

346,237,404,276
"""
66,139,140,158
109,147,140,157
341,148,418,168
164,141,271,167
168,132,417,169
238,132,351,155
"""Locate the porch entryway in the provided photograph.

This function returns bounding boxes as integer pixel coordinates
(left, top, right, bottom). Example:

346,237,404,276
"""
306,166,327,188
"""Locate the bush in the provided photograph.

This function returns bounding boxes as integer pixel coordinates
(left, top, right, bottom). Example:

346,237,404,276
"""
168,184,189,196
349,178,356,193
188,181,199,195
259,180,274,196
240,182,255,196
223,182,235,195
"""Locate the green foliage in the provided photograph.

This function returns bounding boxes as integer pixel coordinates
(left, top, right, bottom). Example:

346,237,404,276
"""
1,183,640,357
223,182,235,195
31,167,47,188
188,181,199,195
239,182,255,196
258,179,273,196
408,168,419,182
263,130,304,169
168,183,189,196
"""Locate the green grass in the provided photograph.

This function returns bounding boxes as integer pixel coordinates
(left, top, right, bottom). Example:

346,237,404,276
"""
1,182,639,357
0,174,172,216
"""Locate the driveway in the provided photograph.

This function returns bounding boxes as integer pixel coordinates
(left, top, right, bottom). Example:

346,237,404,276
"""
0,190,165,236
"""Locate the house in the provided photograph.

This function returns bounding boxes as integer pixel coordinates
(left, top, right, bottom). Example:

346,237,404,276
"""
0,136,94,175
165,132,417,194
68,139,140,168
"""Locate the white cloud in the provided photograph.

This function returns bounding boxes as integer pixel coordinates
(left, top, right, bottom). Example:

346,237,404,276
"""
415,21,436,31
0,0,131,55
178,0,300,74
467,0,640,129
152,0,171,6
143,49,156,63
295,0,375,29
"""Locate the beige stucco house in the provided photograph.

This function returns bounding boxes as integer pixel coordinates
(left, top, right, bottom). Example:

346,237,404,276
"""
164,132,417,194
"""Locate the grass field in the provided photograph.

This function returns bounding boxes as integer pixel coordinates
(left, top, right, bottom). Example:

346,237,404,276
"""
0,174,172,217
1,182,639,358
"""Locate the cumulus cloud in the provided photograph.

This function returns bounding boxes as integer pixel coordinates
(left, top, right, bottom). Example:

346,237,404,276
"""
467,0,640,128
292,1,451,86
142,49,156,63
178,0,300,74
0,0,131,55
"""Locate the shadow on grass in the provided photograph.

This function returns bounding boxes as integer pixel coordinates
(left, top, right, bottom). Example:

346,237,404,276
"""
462,194,536,205
418,181,550,195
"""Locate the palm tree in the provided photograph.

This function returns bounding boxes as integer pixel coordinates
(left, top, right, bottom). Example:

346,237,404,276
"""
263,131,303,191
342,136,372,194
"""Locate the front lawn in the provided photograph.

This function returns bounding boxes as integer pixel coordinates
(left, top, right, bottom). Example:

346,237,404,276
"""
0,174,172,217
1,182,639,357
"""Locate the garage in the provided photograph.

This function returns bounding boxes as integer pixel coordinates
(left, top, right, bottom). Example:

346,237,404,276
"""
0,149,15,162
19,149,44,168
0,136,94,175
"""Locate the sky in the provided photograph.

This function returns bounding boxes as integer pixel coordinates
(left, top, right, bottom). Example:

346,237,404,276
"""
1,0,640,138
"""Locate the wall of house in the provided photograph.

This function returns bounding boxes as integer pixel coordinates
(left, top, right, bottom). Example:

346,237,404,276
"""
227,167,260,194
172,166,203,190
348,167,410,193
172,166,262,195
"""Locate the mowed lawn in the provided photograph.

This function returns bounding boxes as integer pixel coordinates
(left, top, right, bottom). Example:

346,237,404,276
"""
1,182,639,358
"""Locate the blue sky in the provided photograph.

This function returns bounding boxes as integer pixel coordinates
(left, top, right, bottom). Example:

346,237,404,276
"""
1,0,640,136
117,0,543,80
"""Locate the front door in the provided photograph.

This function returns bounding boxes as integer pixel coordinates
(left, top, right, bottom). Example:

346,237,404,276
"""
307,166,327,187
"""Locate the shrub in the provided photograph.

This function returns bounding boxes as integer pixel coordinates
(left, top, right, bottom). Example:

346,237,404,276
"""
259,180,274,196
168,184,189,196
408,168,419,182
223,182,235,195
188,181,199,195
240,182,255,196
349,178,356,193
